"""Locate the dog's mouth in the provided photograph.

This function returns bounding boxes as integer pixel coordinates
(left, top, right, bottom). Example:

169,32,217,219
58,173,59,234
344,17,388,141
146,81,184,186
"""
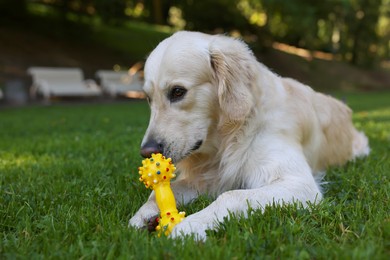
169,139,203,163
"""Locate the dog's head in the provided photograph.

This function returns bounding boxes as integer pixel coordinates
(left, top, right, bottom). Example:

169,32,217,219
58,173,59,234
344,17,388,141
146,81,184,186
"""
140,31,257,162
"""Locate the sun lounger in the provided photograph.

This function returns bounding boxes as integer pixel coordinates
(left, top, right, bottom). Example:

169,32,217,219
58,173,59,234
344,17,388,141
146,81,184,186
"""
96,67,145,98
28,67,102,100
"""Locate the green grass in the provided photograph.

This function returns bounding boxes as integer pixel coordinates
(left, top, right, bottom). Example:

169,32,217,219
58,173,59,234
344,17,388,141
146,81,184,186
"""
1,93,389,259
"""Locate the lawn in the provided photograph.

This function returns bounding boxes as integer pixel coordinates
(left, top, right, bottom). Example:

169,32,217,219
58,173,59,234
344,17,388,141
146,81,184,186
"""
1,92,389,259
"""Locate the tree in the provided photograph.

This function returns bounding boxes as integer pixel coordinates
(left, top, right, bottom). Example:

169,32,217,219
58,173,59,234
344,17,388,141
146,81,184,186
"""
347,0,381,66
94,0,128,25
179,0,251,32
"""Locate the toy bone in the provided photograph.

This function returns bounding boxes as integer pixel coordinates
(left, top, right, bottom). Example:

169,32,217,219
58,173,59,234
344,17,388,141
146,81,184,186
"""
138,153,185,236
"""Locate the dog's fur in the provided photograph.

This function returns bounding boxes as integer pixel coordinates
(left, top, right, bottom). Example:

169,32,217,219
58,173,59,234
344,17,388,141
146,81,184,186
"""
129,31,370,240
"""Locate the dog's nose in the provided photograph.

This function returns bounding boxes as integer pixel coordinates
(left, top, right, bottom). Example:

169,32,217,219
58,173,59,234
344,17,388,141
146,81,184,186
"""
140,140,164,158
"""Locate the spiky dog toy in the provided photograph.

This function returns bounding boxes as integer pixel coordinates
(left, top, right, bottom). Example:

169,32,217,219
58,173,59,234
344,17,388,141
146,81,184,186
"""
138,153,185,236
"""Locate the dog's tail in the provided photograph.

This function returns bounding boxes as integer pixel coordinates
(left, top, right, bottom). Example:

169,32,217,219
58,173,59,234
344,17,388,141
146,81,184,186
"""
351,129,370,159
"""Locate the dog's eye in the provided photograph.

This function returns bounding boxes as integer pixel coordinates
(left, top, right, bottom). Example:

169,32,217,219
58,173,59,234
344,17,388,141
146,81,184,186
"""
168,86,187,102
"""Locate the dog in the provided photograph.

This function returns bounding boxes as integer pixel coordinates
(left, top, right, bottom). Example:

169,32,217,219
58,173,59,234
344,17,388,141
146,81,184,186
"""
129,31,370,240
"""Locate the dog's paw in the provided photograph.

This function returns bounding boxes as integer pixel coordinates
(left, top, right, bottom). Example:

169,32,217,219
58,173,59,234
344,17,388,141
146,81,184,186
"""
128,213,146,229
129,214,160,232
170,216,213,241
128,204,159,230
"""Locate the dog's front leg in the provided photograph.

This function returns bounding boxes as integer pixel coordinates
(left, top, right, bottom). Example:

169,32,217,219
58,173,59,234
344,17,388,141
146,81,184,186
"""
170,173,321,240
128,191,159,229
129,178,200,229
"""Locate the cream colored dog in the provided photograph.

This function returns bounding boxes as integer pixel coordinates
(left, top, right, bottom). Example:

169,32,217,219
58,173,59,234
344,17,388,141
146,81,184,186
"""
129,31,370,240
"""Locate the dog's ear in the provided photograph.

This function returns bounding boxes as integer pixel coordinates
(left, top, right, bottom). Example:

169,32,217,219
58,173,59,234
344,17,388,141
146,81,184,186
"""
209,36,256,121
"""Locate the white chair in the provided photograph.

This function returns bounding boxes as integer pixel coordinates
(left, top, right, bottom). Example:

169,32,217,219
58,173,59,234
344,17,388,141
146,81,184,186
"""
27,67,102,101
96,63,145,98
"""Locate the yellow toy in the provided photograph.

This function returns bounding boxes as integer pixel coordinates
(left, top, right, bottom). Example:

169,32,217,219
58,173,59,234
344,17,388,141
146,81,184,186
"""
138,153,185,236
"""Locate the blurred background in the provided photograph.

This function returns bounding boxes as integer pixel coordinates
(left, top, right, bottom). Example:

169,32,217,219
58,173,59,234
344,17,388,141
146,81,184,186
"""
0,0,389,104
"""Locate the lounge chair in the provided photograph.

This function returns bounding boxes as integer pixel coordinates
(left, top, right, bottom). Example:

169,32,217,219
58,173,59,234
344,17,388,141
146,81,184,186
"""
96,63,145,98
28,67,102,101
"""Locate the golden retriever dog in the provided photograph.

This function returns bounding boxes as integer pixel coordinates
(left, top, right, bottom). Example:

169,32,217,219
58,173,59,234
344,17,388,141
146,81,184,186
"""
129,31,370,240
